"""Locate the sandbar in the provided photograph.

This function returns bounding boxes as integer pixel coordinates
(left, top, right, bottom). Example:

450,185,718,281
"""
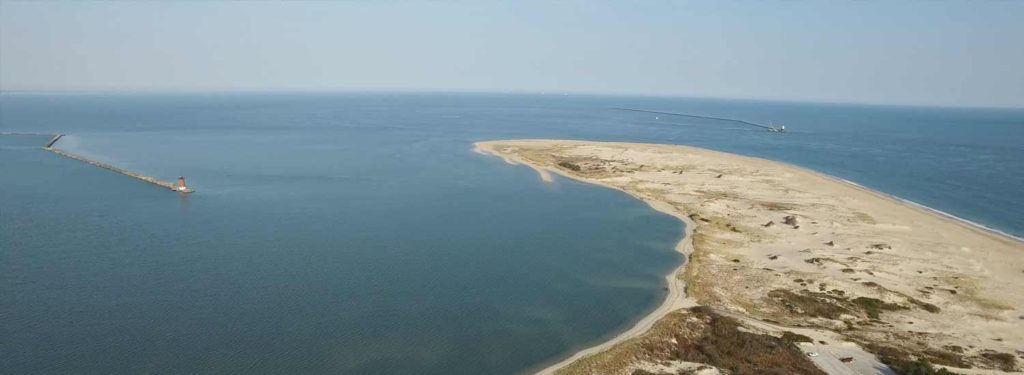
476,140,1024,374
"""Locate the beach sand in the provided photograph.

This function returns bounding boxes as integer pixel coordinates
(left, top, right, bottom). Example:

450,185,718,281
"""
475,140,1024,374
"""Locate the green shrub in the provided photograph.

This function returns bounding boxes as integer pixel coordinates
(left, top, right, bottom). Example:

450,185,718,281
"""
896,359,959,375
769,289,850,319
851,297,904,319
780,331,814,343
865,344,965,375
670,308,825,374
980,352,1016,371
557,161,581,171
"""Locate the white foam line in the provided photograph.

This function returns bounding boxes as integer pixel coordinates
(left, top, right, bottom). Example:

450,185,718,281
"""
832,176,1023,242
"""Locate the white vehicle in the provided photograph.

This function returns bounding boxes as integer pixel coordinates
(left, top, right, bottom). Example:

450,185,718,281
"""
806,352,820,357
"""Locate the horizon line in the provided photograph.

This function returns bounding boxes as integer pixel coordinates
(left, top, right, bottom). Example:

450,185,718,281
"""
1,88,1021,111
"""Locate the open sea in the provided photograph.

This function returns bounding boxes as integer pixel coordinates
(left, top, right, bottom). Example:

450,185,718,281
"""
2,92,1022,374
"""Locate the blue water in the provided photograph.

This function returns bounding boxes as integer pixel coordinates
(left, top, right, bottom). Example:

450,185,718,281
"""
2,93,1022,374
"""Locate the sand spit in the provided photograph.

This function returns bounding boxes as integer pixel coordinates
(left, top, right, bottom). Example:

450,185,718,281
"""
476,140,1024,374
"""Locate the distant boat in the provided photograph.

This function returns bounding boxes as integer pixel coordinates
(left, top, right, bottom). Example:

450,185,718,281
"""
767,121,786,133
612,107,786,132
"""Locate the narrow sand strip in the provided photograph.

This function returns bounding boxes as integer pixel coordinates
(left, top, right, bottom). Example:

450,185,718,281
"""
476,140,1024,374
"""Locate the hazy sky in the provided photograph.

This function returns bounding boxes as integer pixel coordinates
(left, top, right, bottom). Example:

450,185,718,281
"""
2,1,1022,107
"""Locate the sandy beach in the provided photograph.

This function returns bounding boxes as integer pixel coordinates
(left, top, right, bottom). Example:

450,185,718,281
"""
476,140,1024,374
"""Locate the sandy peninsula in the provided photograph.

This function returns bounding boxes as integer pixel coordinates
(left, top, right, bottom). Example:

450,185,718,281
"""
475,140,1024,375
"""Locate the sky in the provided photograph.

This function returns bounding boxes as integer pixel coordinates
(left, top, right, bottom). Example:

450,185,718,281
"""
2,1,1022,108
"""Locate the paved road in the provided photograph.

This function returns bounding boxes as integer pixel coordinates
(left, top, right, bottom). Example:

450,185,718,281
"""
801,342,896,375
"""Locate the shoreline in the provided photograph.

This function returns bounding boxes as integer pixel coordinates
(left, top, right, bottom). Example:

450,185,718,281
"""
827,176,1023,243
532,188,697,375
476,142,699,375
476,139,1024,374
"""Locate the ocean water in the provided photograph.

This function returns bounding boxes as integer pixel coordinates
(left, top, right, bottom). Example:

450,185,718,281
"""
1,93,1022,374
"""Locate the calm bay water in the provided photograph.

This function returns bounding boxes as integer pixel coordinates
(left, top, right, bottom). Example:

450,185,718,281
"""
2,93,1022,374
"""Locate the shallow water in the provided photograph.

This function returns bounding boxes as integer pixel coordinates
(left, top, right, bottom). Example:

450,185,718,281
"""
1,93,1022,374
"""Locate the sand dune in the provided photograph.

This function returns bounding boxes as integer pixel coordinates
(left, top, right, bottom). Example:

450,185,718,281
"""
476,140,1024,374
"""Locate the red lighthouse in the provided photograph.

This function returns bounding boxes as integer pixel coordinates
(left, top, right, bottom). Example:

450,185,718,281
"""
177,176,188,192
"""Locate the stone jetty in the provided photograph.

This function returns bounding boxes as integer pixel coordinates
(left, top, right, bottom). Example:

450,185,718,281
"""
40,134,193,194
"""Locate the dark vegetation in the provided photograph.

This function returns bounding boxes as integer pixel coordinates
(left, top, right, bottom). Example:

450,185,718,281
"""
557,161,581,171
769,289,849,319
865,343,973,373
663,307,826,375
760,202,797,211
780,331,814,343
871,343,1019,373
619,306,1014,375
980,352,1017,371
770,289,939,321
887,359,961,375
905,297,941,313
851,297,905,319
